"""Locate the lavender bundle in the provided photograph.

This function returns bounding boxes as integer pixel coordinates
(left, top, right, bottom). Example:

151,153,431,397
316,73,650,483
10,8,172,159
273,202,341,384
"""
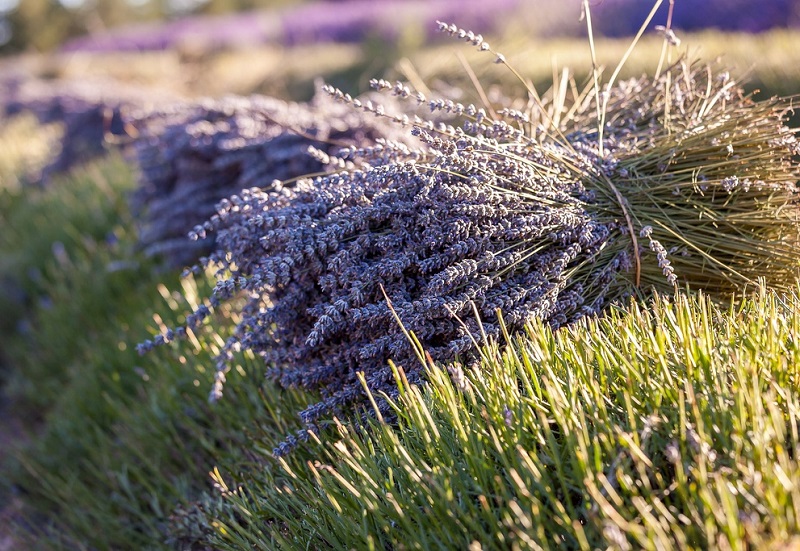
143,36,800,454
146,133,613,456
127,93,413,267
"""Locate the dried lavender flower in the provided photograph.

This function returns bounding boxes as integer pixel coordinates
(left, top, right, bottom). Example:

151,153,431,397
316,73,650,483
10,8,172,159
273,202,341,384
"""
145,94,619,454
126,91,414,268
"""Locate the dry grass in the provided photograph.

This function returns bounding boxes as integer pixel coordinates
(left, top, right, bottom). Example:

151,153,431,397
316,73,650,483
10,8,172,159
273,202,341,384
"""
4,29,800,105
400,30,800,101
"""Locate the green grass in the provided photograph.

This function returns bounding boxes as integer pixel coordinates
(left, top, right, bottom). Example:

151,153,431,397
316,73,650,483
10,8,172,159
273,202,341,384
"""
0,156,309,549
193,288,800,550
0,152,131,341
8,208,800,549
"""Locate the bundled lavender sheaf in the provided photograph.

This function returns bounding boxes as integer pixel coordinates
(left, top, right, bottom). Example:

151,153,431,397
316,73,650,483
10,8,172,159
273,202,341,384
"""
202,164,609,456
141,90,625,455
128,92,413,267
143,33,800,455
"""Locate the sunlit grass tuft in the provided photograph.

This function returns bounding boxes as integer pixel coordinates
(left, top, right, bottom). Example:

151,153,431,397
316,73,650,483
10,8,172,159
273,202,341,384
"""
0,114,60,192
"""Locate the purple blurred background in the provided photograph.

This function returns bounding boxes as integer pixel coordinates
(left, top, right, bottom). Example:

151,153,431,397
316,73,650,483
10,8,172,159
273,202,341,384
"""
2,0,797,55
591,0,799,35
59,0,523,53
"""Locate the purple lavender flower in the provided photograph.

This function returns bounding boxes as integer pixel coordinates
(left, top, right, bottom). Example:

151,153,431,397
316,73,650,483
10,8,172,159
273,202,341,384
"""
143,84,621,455
126,91,413,267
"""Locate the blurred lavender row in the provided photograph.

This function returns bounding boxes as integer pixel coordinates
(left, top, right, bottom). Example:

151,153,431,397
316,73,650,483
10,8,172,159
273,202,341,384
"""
0,73,416,269
61,0,521,54
1,77,177,181
592,0,800,35
61,11,277,53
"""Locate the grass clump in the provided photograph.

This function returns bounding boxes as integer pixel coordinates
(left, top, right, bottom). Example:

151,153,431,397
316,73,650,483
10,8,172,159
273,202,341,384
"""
189,287,800,550
0,113,60,191
0,156,312,549
8,274,310,549
0,155,138,400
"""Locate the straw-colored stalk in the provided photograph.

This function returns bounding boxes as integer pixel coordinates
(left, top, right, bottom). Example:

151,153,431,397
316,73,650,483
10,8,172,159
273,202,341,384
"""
564,60,800,301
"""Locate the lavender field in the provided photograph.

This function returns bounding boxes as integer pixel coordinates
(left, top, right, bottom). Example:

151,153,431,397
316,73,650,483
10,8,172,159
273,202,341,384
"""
2,1,800,549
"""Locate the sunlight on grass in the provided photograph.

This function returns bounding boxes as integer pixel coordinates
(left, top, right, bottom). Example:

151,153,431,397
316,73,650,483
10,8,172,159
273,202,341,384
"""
202,288,800,550
0,114,60,192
